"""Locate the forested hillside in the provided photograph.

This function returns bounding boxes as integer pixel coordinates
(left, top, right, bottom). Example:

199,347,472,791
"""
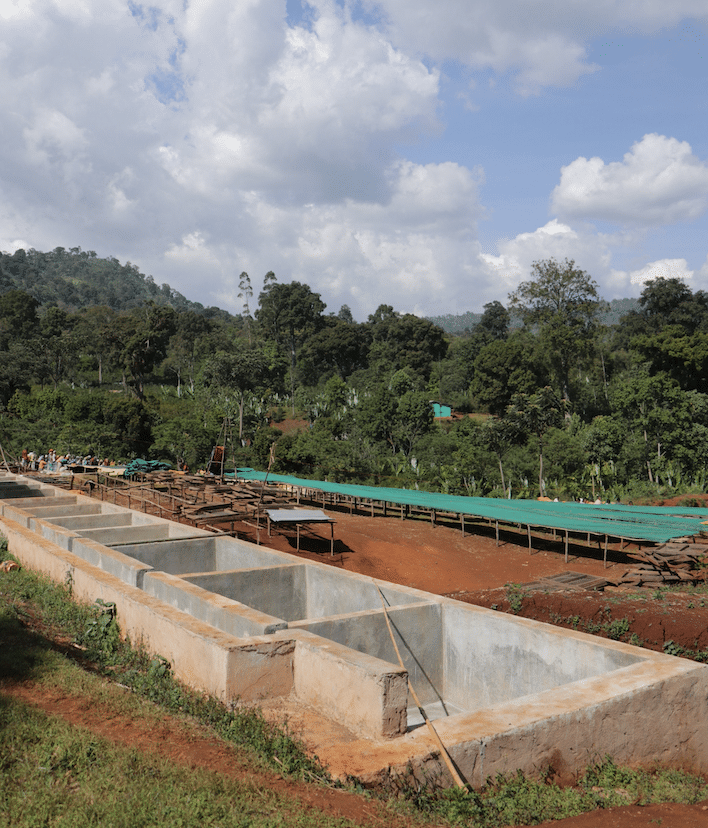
0,247,212,314
1,250,706,503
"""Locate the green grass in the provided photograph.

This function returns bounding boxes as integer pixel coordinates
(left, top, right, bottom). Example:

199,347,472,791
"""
397,757,708,826
0,697,352,828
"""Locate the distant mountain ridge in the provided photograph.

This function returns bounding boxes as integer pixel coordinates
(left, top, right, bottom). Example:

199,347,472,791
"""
427,297,640,334
0,246,218,315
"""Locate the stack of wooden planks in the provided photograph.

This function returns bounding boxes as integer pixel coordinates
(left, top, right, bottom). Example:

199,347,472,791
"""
618,539,708,587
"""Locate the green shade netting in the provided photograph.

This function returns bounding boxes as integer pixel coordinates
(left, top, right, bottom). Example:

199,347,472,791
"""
232,469,708,544
123,459,172,478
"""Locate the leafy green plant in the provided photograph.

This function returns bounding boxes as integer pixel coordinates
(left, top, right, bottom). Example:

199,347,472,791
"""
505,584,527,614
603,617,630,640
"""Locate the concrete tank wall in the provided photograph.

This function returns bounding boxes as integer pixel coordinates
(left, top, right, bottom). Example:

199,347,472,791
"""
28,502,103,518
143,570,287,636
184,566,307,622
115,535,290,575
304,565,427,618
442,603,643,711
42,513,134,531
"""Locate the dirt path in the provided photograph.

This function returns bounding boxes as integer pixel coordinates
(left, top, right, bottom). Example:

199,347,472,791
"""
7,496,708,827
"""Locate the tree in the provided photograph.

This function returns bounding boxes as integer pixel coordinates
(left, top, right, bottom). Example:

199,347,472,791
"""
337,304,354,323
0,289,39,348
474,300,510,344
638,278,708,333
115,303,177,399
163,311,212,396
366,310,448,380
480,417,516,497
200,346,270,442
297,316,370,383
471,335,542,415
509,259,603,404
506,387,564,497
237,272,253,344
37,306,77,389
72,306,117,385
255,281,326,409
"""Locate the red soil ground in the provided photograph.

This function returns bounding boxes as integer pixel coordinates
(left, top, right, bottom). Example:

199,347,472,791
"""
5,492,708,827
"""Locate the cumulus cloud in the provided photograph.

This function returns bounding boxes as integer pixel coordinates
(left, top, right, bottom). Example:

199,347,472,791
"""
627,258,694,285
481,219,704,304
551,134,708,225
162,159,486,318
481,219,613,295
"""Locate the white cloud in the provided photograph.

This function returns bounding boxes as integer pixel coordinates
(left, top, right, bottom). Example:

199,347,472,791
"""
482,219,609,292
551,134,708,225
366,0,708,94
1,0,707,321
627,258,693,285
161,159,486,318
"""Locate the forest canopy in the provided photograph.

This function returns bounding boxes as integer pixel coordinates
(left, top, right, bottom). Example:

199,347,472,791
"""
1,250,705,503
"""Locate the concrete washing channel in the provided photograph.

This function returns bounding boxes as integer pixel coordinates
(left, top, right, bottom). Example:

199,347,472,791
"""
2,470,708,786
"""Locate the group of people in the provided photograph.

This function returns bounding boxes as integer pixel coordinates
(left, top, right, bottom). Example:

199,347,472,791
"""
20,448,114,473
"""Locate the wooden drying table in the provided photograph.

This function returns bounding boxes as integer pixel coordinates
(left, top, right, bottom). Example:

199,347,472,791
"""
265,509,336,555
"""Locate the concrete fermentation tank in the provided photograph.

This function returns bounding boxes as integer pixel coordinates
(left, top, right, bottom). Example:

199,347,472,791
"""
1,471,707,787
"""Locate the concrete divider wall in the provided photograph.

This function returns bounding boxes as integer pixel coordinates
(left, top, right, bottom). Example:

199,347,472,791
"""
69,537,154,587
76,524,173,544
304,565,430,618
117,536,220,574
184,566,307,622
81,520,206,545
37,519,82,550
2,504,32,527
442,603,645,711
2,495,79,513
28,503,103,519
114,535,290,576
292,632,408,739
43,512,134,531
292,603,444,707
143,570,287,636
214,536,297,570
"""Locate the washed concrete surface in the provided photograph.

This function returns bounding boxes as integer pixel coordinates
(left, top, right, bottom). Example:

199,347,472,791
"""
2,471,707,786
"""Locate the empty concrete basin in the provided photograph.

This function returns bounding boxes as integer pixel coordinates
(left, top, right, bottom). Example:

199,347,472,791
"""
114,536,289,575
41,512,133,531
76,524,176,544
183,564,427,622
28,502,103,519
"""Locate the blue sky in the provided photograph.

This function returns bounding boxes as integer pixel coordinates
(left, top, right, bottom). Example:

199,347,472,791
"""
0,0,706,321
